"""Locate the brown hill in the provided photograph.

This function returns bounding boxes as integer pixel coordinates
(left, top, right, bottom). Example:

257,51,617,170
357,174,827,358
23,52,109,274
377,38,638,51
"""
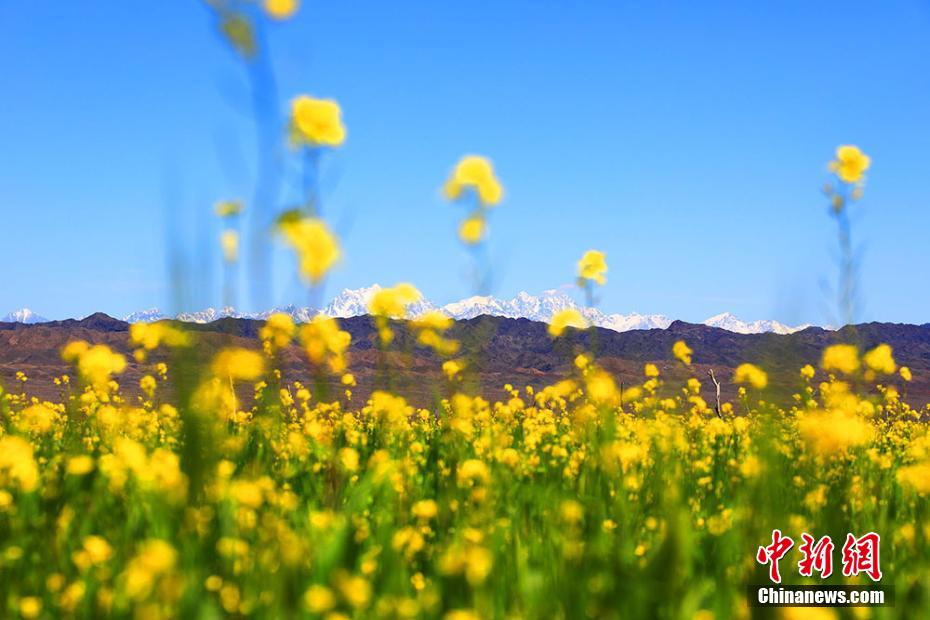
1,314,928,407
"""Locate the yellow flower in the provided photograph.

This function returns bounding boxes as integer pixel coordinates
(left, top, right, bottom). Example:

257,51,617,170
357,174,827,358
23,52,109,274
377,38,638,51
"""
335,573,371,609
74,536,113,569
212,348,265,381
442,359,464,379
130,322,190,351
62,342,127,390
800,364,815,379
798,410,872,456
122,539,178,601
300,316,351,374
585,369,619,406
548,308,587,337
672,340,693,365
457,459,490,486
214,200,243,217
260,313,296,350
220,229,239,263
444,155,503,206
290,95,345,147
0,436,38,492
821,344,859,375
897,462,930,495
278,215,341,284
644,363,659,378
412,311,459,356
458,215,486,245
900,366,912,382
733,363,768,389
368,283,421,319
863,344,896,374
304,584,336,613
577,250,607,286
18,597,42,619
264,0,299,21
829,145,871,184
411,499,439,520
66,455,95,476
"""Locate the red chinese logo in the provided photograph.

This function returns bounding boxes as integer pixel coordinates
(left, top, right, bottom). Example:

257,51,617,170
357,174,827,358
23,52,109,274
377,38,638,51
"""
757,530,881,582
798,533,834,578
756,529,795,583
841,532,882,582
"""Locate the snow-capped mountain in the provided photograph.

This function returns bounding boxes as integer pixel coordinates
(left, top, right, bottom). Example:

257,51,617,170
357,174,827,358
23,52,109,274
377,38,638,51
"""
1,308,49,324
440,289,673,332
322,285,438,318
124,308,168,323
175,306,250,323
266,305,317,323
118,286,813,334
441,295,511,320
701,312,810,335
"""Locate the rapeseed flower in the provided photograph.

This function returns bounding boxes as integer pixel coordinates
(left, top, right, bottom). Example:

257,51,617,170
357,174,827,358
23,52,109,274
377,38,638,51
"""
458,215,486,245
299,315,351,373
444,155,503,206
278,214,341,283
863,343,896,374
212,348,265,381
673,340,693,366
290,95,346,147
265,0,299,20
829,145,871,184
733,363,768,389
821,344,859,375
577,250,607,286
548,308,587,337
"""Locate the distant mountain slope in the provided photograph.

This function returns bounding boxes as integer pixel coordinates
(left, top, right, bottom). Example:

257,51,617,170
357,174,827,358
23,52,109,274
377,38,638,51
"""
1,313,927,406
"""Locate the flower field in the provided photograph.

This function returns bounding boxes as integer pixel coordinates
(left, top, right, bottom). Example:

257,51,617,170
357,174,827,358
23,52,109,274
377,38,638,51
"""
1,312,929,618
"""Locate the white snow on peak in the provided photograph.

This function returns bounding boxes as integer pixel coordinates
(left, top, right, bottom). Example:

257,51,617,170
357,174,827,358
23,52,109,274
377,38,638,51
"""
1,308,49,324
117,287,815,334
701,312,809,335
123,308,168,323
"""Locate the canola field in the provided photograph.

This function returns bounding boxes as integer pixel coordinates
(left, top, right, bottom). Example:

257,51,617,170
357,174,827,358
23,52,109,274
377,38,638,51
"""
1,301,929,619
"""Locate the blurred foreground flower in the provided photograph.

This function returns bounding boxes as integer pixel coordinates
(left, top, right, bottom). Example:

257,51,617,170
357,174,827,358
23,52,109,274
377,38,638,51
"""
61,341,127,391
444,156,503,206
821,344,859,375
458,215,486,245
214,200,244,218
221,230,239,263
290,95,346,147
577,250,607,286
264,0,300,20
212,348,265,382
673,340,693,366
369,283,422,345
277,212,341,284
733,363,768,389
829,145,871,184
548,309,587,337
300,315,351,374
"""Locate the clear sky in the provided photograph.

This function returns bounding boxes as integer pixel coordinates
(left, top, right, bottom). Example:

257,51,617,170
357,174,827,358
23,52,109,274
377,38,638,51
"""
1,0,928,325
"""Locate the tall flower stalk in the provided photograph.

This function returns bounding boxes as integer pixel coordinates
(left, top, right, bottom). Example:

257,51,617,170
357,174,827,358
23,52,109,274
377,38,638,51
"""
823,145,870,328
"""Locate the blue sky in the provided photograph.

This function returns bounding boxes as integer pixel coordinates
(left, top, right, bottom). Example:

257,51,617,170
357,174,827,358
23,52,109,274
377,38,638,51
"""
1,0,928,325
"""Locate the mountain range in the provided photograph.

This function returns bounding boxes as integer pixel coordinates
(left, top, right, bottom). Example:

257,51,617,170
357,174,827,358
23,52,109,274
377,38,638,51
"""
5,286,817,335
1,312,927,407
